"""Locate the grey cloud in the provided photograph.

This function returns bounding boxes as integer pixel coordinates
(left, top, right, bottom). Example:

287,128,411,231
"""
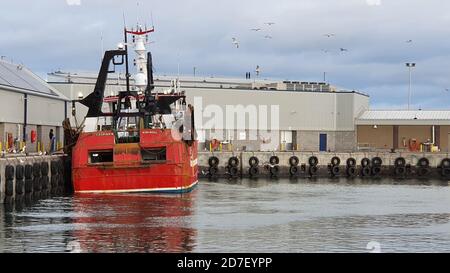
1,0,450,109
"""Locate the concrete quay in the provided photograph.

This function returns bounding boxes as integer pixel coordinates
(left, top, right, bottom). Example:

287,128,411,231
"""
0,154,67,204
199,151,450,180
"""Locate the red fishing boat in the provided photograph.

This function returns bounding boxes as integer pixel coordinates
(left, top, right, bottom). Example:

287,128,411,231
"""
67,25,198,193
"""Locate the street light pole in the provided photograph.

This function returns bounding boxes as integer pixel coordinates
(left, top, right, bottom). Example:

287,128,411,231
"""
406,63,416,110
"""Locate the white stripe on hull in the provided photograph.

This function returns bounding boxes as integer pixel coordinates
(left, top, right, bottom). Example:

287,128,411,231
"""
75,180,198,194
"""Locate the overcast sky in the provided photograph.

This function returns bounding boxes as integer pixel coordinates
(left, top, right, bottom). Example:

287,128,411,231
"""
1,0,450,109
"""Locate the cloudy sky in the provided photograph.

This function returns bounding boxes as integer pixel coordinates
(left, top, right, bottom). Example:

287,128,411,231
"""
1,0,450,109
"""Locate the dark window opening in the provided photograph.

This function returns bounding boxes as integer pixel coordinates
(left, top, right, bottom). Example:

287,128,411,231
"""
102,125,112,131
89,150,114,163
141,147,166,161
117,134,140,143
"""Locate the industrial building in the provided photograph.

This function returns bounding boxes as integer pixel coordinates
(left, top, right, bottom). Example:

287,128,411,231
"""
48,71,369,152
356,110,450,153
6,62,447,154
0,59,69,154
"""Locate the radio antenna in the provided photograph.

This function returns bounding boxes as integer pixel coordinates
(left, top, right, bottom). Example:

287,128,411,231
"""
136,2,140,26
122,11,127,30
150,12,155,28
100,29,104,62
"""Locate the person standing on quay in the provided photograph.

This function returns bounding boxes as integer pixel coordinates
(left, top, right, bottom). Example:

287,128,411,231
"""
49,129,56,154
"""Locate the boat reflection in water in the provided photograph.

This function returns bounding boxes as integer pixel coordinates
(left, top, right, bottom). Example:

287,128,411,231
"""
69,192,197,253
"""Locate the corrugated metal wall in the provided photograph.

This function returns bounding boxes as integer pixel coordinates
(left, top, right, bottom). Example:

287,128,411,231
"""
0,89,24,124
0,89,66,126
185,88,368,131
51,83,370,132
27,95,65,126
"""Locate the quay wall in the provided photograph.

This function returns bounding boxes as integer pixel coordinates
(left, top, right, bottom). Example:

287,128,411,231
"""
198,151,450,179
0,154,66,204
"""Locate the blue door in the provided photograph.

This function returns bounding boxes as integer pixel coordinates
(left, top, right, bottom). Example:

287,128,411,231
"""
319,134,327,152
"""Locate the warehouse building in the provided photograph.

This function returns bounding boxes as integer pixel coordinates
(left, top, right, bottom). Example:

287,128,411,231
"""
48,72,369,152
356,110,450,153
0,59,69,154
4,60,449,154
45,71,450,153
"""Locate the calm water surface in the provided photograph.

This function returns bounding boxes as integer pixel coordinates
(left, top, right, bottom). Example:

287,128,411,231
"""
1,178,450,253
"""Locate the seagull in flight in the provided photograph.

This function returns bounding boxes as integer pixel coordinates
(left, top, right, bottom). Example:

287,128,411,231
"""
445,88,449,92
406,39,413,43
264,35,273,39
324,33,335,38
251,28,262,31
265,22,275,26
340,48,348,52
232,38,239,48
321,49,330,53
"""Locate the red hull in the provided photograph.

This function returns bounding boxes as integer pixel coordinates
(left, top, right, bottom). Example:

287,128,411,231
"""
72,129,198,193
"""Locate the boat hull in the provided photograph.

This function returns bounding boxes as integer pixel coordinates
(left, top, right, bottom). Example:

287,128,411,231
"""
72,129,198,194
73,177,198,194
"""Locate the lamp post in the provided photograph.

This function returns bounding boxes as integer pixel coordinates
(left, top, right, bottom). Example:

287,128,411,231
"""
254,65,260,84
406,63,416,110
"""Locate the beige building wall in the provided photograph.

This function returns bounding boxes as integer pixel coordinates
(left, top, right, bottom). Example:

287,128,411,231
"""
439,125,450,152
358,125,449,151
397,126,432,149
357,125,394,150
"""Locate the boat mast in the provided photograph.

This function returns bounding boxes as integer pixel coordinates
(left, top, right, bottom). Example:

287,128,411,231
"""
124,27,131,93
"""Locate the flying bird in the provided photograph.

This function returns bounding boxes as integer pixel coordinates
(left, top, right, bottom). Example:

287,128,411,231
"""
251,28,262,31
265,22,275,26
264,35,273,39
445,88,449,92
324,34,335,38
340,48,348,52
406,39,413,43
232,38,239,48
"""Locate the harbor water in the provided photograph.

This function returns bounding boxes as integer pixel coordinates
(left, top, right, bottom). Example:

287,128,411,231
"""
1,178,450,253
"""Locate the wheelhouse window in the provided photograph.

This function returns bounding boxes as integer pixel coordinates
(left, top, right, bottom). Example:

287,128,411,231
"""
89,150,114,163
141,147,166,161
115,116,140,143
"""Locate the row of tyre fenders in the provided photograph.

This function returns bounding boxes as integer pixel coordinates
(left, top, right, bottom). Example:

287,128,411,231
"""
2,160,65,203
205,155,450,179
